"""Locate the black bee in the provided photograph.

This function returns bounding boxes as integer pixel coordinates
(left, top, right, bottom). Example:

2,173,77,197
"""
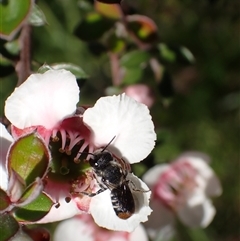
81,140,136,219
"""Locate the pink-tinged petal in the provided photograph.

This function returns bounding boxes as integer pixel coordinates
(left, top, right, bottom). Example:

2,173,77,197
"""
89,174,152,232
142,164,169,187
182,157,222,197
177,190,216,228
0,123,13,191
144,199,175,241
37,179,85,223
124,84,155,108
83,94,156,164
5,69,79,130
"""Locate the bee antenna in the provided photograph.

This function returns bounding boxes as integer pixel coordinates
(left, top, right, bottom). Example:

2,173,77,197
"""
101,136,116,153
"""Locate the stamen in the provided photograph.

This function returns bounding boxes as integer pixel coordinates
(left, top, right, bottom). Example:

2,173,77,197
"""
59,129,67,151
75,141,90,160
52,129,59,140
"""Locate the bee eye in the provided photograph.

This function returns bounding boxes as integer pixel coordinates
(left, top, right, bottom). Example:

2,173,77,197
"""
102,177,106,182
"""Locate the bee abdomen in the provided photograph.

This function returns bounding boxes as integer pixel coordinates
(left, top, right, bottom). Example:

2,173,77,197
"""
110,185,135,220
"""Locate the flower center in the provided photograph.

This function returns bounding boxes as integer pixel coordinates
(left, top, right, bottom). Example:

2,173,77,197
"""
153,161,197,210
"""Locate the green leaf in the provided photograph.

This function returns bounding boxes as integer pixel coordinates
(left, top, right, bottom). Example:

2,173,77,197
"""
0,0,33,40
122,67,143,85
0,213,19,241
74,12,115,41
187,228,211,241
28,4,47,27
158,43,176,63
120,50,151,68
8,133,50,187
14,192,54,222
107,34,125,53
95,1,122,19
0,189,11,211
126,14,158,43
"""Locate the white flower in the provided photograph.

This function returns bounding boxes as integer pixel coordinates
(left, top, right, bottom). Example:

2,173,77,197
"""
53,213,149,241
4,69,156,231
143,153,222,239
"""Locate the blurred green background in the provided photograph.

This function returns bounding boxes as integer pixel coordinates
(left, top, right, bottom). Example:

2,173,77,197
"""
1,0,239,240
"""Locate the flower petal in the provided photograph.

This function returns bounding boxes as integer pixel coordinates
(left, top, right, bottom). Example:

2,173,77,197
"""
53,214,148,241
177,190,216,228
182,156,222,197
53,216,93,241
129,224,149,241
144,199,175,241
36,179,85,223
0,123,13,191
5,69,79,130
142,164,169,187
89,173,152,232
83,94,156,164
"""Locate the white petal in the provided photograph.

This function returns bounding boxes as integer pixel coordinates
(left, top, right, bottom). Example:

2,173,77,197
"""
129,224,149,241
5,69,79,130
89,173,152,232
177,190,216,228
142,164,169,187
144,199,175,241
0,123,13,191
182,157,222,197
53,216,93,241
83,94,156,164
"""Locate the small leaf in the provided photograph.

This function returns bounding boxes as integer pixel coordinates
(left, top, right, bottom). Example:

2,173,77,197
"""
126,14,158,43
0,189,11,211
95,1,122,19
122,67,143,85
158,43,176,63
8,133,50,187
120,50,150,68
0,213,19,241
28,4,47,27
0,0,33,40
74,12,115,41
14,192,54,222
107,34,125,53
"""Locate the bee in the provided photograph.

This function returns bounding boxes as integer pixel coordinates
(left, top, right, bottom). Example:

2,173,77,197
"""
81,138,137,219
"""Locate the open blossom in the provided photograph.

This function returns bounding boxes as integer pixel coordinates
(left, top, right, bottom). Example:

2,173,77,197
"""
53,213,149,241
4,69,156,231
143,153,222,240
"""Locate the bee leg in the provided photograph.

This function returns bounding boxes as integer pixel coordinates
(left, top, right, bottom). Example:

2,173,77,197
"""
80,185,107,197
